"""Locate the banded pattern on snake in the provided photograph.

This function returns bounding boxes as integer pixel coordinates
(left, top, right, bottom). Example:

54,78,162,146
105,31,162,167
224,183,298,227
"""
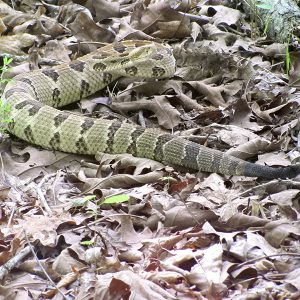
3,40,300,179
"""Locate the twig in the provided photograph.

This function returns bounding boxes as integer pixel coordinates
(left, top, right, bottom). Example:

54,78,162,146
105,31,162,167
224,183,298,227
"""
62,213,146,233
23,231,68,299
237,179,300,198
138,110,146,127
36,173,54,215
52,170,64,206
0,246,31,281
233,253,300,270
178,12,210,25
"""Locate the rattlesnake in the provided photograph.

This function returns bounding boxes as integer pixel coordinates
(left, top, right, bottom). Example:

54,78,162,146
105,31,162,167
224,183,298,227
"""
3,40,300,179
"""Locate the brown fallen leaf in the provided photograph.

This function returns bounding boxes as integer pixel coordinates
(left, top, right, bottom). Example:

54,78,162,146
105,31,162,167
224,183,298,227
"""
0,33,36,55
199,4,242,29
86,0,120,21
111,95,181,130
131,1,191,39
68,12,115,49
94,270,176,299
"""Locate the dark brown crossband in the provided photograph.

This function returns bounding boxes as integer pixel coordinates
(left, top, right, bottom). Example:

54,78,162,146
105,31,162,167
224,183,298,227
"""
69,60,85,72
42,69,59,82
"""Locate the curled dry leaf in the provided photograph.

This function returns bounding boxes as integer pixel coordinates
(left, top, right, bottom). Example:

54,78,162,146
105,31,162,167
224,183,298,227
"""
199,5,242,29
252,101,298,124
225,213,269,230
86,0,121,21
227,137,283,161
187,244,227,292
16,214,76,247
191,21,202,42
0,33,36,55
264,220,300,248
68,12,115,48
131,1,191,39
146,270,184,284
120,79,183,98
111,96,181,129
13,15,68,38
0,238,21,265
52,245,86,275
57,2,93,26
118,247,143,263
43,40,71,63
1,143,80,178
255,259,274,272
164,205,217,229
117,18,154,40
284,268,300,290
187,80,227,107
42,270,80,298
289,52,300,88
0,0,16,17
94,270,176,300
0,17,6,33
70,153,165,190
97,152,164,173
84,247,102,264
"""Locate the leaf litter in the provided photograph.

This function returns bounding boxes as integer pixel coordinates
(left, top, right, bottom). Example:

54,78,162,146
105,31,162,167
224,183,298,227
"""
0,0,300,299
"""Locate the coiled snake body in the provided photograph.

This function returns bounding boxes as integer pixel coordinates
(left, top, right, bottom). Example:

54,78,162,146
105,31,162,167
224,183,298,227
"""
3,40,300,179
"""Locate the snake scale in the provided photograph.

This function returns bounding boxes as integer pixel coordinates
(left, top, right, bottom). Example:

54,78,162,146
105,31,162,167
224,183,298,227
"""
3,40,300,179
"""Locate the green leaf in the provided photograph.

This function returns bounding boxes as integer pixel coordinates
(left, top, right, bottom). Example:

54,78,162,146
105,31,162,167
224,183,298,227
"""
81,240,94,246
3,57,13,65
0,100,12,128
159,176,177,183
256,4,272,9
101,194,130,205
285,44,291,74
0,78,11,84
71,195,96,207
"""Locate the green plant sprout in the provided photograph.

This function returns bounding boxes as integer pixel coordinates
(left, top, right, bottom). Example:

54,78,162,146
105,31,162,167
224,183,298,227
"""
285,35,292,74
255,0,273,37
99,194,130,205
72,194,130,247
255,1,272,10
0,56,13,83
0,56,13,131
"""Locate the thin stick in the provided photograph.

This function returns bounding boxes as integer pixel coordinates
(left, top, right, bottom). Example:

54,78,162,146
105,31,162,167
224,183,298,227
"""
0,246,31,281
23,231,68,299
